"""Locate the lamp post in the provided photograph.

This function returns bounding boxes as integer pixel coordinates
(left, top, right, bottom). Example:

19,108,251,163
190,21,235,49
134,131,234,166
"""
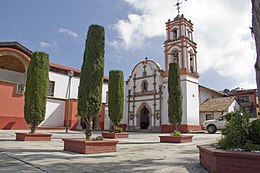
66,70,74,133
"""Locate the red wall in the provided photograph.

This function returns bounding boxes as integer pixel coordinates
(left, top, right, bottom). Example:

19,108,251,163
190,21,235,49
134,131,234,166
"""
0,81,29,129
63,100,106,130
161,124,201,133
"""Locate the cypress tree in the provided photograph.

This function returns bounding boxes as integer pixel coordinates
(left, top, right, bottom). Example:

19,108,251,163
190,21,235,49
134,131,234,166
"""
168,62,182,132
78,25,105,140
108,70,124,131
24,52,49,133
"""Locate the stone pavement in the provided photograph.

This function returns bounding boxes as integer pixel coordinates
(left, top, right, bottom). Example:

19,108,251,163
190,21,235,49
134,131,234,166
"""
0,130,221,173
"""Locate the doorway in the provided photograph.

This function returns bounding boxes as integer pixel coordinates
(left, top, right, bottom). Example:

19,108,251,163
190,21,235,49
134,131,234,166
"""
140,107,149,129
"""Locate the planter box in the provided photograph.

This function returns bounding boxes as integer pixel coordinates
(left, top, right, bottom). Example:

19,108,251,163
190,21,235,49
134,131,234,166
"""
15,132,52,141
159,135,193,143
198,145,260,173
62,138,119,154
101,132,129,139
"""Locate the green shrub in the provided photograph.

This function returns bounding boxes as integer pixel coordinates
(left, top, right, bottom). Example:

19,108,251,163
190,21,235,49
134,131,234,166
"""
244,141,260,151
217,110,250,150
77,25,105,140
248,119,260,145
170,131,181,136
24,52,49,133
168,62,182,132
109,127,123,133
224,111,237,122
108,70,124,128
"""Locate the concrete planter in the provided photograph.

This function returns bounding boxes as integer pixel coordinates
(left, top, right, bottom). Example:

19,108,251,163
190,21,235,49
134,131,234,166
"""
159,135,193,143
15,132,52,141
101,132,129,139
62,138,119,154
197,145,260,173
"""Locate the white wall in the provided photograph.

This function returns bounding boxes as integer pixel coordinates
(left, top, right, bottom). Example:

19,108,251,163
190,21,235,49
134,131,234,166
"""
49,71,108,103
161,84,169,124
181,75,199,125
104,106,111,130
40,98,65,127
200,112,222,125
49,72,80,99
0,68,25,84
199,87,223,105
102,82,108,104
228,100,240,112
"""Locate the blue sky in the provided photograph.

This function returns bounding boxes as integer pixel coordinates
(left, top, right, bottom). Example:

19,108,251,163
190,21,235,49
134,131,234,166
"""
0,0,255,91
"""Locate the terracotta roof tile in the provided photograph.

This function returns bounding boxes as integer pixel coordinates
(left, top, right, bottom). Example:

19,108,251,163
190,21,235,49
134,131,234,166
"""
200,97,235,112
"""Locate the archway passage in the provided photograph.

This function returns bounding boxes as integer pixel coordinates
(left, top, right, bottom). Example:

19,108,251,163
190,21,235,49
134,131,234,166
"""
140,107,149,129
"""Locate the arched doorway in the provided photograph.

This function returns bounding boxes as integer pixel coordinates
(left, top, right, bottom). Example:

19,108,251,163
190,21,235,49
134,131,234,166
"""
140,106,149,129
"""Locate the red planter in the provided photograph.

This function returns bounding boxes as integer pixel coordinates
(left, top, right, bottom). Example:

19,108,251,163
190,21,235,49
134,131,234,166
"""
62,138,119,154
101,132,129,139
159,135,193,143
15,132,52,141
198,145,260,173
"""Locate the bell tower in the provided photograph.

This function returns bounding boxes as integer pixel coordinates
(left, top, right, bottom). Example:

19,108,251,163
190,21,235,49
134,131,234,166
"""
163,13,200,131
164,14,199,78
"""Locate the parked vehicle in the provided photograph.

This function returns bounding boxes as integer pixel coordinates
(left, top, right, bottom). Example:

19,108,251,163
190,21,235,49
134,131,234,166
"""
203,116,226,134
203,116,259,134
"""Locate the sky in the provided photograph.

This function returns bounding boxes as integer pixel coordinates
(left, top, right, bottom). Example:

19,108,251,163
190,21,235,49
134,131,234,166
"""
0,0,255,91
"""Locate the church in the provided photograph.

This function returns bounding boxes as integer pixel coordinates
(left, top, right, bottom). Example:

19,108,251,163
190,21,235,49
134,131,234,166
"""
120,14,200,133
0,13,229,132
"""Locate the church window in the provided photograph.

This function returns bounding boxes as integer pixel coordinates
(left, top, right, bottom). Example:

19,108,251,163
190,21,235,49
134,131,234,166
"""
141,80,148,93
187,29,190,39
170,28,178,40
173,50,179,63
190,58,194,73
173,29,178,40
189,51,195,73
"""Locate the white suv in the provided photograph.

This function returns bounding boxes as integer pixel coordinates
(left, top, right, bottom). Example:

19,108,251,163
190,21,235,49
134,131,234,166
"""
203,116,226,134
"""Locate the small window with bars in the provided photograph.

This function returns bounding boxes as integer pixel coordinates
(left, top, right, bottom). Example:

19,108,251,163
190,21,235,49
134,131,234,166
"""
48,81,55,97
206,114,213,120
16,84,24,94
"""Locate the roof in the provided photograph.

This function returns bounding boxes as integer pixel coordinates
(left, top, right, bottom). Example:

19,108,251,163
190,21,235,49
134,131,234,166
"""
199,85,227,96
0,41,109,81
200,97,236,112
0,41,32,57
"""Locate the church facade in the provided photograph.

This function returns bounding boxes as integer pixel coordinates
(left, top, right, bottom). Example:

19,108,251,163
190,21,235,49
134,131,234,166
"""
122,15,201,132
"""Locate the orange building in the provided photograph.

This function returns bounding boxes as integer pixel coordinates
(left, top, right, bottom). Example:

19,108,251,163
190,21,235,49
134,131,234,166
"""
0,42,108,130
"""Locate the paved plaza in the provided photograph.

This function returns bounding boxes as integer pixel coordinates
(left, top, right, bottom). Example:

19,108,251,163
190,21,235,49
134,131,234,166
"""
0,130,221,173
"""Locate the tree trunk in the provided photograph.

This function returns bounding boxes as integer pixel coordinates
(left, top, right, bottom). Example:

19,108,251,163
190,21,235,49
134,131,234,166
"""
85,116,93,140
252,0,260,106
173,123,179,132
30,122,37,134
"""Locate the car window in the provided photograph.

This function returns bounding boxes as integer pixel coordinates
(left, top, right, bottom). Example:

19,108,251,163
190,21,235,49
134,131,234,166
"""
218,117,224,121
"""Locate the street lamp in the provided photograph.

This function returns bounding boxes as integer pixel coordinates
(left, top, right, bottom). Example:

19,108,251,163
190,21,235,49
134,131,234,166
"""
66,70,74,133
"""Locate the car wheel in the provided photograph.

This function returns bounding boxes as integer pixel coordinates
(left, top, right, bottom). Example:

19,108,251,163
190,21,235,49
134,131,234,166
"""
207,125,217,134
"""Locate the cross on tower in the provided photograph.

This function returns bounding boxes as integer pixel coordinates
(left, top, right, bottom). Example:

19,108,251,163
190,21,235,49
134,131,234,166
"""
174,0,187,15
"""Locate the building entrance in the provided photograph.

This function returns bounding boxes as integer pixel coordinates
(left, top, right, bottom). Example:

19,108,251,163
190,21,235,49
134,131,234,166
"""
140,107,149,129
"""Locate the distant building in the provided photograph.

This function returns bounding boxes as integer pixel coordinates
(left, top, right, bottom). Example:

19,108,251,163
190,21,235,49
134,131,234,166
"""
199,85,227,105
228,89,259,118
199,97,240,125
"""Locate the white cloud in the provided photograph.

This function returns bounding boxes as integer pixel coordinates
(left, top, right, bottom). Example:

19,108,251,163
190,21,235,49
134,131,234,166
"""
112,0,256,89
58,27,78,38
39,41,51,48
